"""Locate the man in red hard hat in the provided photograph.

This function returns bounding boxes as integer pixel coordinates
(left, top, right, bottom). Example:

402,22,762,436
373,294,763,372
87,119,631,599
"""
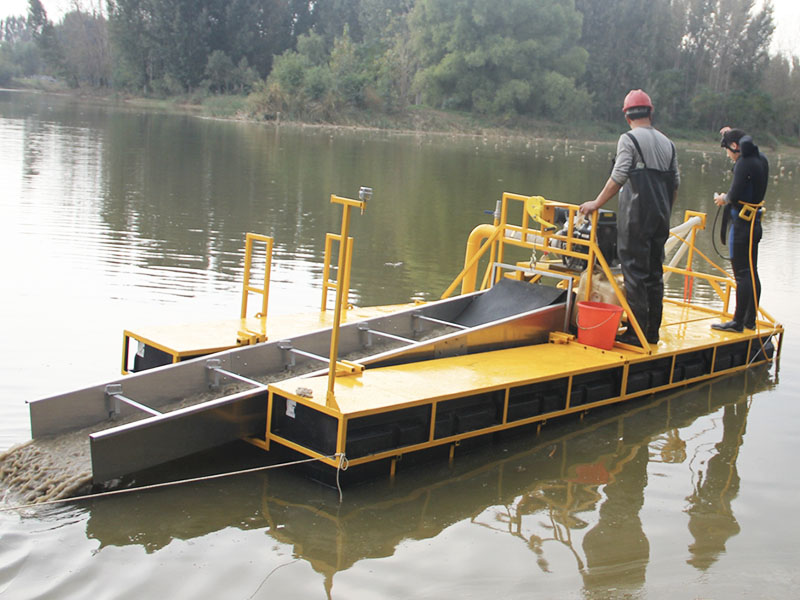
579,89,680,346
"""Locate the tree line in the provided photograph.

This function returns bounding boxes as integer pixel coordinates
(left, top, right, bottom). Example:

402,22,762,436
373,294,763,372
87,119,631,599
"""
1,0,799,140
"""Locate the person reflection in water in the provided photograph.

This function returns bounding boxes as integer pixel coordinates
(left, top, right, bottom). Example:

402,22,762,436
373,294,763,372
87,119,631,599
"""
581,444,650,590
685,400,747,569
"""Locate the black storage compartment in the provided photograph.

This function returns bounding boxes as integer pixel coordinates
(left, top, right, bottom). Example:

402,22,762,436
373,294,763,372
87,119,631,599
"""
271,394,339,455
507,378,568,421
571,368,621,406
346,405,431,458
434,391,503,438
673,350,712,382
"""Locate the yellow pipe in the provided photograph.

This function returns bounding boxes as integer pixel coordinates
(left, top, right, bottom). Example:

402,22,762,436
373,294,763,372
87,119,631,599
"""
461,223,498,294
240,234,254,319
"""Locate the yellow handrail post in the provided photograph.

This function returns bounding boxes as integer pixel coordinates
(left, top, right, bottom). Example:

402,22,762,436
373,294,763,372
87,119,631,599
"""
321,234,333,311
241,234,255,319
682,211,706,302
327,188,371,409
240,233,274,319
321,233,354,311
239,233,274,344
582,210,598,303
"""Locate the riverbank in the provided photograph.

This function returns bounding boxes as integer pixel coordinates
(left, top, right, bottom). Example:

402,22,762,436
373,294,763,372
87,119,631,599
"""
7,78,800,155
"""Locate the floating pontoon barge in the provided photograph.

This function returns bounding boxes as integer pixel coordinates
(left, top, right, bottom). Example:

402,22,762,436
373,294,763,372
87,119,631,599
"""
26,192,782,486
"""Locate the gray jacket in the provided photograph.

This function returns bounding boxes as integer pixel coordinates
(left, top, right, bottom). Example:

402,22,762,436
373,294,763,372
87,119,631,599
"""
611,126,680,193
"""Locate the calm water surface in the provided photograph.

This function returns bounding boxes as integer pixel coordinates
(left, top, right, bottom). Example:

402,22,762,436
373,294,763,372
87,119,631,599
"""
1,90,799,599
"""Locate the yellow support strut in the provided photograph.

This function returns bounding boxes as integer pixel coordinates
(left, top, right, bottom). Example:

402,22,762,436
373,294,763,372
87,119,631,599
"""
326,188,371,408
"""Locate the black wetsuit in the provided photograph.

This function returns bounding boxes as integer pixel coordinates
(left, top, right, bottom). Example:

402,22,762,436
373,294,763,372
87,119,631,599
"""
723,136,768,328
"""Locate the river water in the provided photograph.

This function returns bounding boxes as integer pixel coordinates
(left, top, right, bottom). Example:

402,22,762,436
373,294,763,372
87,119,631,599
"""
1,90,799,599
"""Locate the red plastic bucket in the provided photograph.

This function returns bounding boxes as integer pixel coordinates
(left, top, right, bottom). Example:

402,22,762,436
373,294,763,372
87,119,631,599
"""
576,301,623,350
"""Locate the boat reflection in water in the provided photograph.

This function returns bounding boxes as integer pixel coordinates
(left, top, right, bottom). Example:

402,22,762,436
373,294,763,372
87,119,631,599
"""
83,366,775,596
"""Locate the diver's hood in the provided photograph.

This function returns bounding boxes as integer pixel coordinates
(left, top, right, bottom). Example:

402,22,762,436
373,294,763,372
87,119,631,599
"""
739,135,759,158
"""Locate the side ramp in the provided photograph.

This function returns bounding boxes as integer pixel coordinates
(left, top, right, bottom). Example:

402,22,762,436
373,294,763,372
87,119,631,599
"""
28,279,569,483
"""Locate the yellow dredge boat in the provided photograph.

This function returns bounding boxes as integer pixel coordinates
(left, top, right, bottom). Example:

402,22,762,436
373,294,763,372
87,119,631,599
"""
26,190,783,488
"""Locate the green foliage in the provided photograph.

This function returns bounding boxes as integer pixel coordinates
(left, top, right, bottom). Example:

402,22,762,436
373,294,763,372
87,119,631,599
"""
540,71,591,121
245,79,279,117
367,2,416,111
721,89,775,134
304,65,335,101
56,10,110,87
676,0,774,125
763,54,800,139
11,40,41,75
312,0,364,44
2,0,797,142
223,0,300,78
27,0,65,79
0,47,19,85
688,87,726,130
107,0,150,92
296,32,329,67
107,0,309,94
234,57,259,93
255,27,375,119
330,27,368,106
410,0,588,119
203,94,247,117
689,86,775,133
271,50,311,97
151,73,185,97
26,0,48,35
0,13,41,77
576,0,682,122
205,50,236,93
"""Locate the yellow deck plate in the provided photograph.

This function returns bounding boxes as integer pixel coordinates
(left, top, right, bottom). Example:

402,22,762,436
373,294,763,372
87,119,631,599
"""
124,303,416,358
269,301,781,418
273,343,626,417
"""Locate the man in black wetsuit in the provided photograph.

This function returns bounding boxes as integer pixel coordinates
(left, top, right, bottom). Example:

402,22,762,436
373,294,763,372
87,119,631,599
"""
711,127,769,331
580,90,680,346
711,127,769,332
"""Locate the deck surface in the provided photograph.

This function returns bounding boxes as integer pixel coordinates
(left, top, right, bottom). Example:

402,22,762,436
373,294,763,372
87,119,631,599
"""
269,300,780,417
124,303,416,357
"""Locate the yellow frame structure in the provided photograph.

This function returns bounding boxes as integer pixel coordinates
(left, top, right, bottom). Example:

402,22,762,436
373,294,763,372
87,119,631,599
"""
264,193,783,479
121,232,274,374
237,233,274,345
444,193,777,354
321,233,354,312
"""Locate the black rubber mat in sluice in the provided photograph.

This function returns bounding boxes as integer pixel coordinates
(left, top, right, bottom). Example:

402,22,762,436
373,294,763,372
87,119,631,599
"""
453,279,566,327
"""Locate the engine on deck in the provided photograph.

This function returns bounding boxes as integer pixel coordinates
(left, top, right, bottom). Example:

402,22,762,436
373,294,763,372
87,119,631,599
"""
552,208,618,272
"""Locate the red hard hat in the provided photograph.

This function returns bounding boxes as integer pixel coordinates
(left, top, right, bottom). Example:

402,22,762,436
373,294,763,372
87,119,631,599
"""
622,89,653,113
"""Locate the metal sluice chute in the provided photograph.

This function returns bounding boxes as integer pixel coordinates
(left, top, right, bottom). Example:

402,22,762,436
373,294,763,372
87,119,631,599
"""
28,278,570,484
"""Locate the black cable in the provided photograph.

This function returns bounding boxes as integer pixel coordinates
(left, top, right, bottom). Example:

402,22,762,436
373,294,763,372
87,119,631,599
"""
711,203,731,261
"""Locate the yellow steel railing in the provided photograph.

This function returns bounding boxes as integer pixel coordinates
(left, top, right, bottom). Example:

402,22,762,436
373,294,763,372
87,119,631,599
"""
444,193,603,299
442,192,773,354
238,232,274,344
321,233,354,311
326,190,370,409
